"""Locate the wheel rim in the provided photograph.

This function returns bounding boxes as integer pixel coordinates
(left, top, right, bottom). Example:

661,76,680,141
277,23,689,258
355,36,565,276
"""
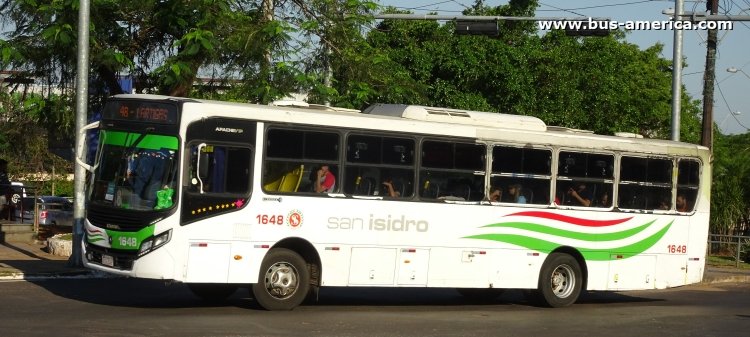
549,264,576,299
263,261,299,300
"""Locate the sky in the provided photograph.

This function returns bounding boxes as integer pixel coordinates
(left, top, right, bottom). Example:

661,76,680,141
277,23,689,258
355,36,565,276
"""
378,0,750,135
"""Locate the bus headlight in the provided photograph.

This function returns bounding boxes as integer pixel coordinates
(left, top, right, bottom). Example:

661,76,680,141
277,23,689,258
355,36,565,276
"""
138,229,172,257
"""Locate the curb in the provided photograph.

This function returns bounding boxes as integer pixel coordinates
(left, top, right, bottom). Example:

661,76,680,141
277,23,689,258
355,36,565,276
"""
702,270,750,285
0,269,108,281
0,271,94,281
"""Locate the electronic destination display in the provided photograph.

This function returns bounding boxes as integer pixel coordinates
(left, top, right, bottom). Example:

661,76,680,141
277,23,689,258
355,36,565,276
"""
102,100,179,125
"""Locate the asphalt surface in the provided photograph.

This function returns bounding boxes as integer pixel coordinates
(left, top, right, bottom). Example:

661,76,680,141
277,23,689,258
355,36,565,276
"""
2,234,750,284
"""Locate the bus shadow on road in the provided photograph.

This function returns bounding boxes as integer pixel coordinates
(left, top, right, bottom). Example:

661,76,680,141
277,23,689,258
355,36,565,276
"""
28,278,663,311
307,287,664,309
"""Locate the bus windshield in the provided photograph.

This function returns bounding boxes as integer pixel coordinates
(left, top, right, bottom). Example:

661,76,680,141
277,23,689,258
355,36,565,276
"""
89,130,179,211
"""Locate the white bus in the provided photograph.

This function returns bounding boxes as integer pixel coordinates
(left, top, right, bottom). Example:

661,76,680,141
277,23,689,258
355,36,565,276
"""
80,94,710,310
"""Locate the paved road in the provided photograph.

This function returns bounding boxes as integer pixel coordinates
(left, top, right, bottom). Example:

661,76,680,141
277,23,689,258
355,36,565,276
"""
1,278,749,337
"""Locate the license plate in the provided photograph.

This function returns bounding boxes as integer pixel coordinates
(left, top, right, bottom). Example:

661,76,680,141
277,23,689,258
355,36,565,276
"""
102,254,114,267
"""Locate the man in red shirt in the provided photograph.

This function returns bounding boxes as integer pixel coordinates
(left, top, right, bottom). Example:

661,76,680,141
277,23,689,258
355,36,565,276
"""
315,165,336,193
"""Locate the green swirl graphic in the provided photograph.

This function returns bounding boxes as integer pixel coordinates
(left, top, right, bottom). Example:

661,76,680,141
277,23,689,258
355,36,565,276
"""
466,220,673,261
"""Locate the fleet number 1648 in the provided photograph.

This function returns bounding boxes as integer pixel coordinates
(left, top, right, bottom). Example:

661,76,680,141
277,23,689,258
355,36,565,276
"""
256,214,284,225
667,245,687,254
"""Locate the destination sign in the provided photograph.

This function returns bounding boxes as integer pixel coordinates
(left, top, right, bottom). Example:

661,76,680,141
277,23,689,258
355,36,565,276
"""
103,100,179,125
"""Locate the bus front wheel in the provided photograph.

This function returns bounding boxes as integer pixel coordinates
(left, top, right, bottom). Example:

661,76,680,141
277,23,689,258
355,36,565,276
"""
252,248,310,311
537,252,583,308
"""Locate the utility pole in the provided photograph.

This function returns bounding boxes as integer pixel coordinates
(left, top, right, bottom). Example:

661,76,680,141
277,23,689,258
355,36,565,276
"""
701,0,719,150
262,0,273,81
261,0,273,67
69,0,91,267
671,0,684,141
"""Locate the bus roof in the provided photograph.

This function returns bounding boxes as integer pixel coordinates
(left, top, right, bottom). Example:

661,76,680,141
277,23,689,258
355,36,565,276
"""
110,94,709,156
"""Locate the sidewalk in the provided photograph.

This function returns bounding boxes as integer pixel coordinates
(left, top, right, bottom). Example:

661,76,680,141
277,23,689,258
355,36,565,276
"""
0,240,93,280
1,239,750,282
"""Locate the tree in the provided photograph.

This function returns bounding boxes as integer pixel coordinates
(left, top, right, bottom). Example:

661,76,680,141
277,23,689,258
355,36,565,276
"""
712,132,750,235
365,1,703,140
0,88,72,189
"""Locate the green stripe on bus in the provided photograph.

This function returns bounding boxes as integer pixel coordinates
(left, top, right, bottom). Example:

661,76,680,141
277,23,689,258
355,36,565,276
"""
106,225,156,250
102,131,178,150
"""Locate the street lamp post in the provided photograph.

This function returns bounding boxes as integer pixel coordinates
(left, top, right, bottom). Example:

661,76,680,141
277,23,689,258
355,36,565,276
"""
727,67,750,79
722,67,748,135
719,111,741,131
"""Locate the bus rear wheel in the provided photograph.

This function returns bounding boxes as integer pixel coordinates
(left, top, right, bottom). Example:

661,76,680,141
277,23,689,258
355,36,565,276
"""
252,248,310,311
537,252,583,308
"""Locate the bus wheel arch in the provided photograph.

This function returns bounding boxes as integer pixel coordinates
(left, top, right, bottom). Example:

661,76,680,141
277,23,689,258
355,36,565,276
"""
535,247,587,308
550,246,588,291
271,237,322,289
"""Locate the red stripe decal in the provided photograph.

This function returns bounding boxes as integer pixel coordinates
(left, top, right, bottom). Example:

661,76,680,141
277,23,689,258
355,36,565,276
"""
506,211,632,227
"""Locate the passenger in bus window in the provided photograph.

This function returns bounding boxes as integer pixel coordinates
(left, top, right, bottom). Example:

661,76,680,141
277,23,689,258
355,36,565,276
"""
508,184,527,204
567,183,592,207
381,177,400,197
658,198,670,210
597,191,611,207
676,194,690,212
315,165,336,193
489,186,502,202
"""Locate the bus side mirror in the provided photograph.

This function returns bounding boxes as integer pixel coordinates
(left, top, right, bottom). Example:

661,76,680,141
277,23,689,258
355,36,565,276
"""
75,120,101,173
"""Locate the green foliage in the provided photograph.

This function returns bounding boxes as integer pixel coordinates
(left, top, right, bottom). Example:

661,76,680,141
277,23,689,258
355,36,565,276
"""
365,5,702,140
32,178,74,196
712,132,750,235
0,87,73,183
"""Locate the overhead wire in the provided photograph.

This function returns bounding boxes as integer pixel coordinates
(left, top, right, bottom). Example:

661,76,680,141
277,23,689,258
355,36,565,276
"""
727,0,750,30
716,80,750,131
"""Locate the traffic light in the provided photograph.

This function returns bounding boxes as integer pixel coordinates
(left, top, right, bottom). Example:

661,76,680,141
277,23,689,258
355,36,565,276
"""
454,20,499,36
564,20,611,37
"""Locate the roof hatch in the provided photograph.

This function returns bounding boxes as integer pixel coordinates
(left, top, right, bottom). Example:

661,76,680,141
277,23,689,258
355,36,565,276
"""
363,104,547,131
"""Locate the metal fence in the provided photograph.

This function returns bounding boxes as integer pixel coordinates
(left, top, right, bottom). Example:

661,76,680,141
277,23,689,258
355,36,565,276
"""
707,234,750,268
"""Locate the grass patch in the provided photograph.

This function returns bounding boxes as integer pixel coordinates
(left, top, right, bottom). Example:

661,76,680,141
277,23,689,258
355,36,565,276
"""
707,255,750,269
56,233,73,241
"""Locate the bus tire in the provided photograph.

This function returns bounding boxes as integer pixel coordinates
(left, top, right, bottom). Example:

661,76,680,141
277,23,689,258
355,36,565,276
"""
537,252,582,308
252,248,309,311
188,283,238,302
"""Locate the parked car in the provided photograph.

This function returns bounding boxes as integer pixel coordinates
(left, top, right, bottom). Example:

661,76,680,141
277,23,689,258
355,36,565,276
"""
15,196,74,227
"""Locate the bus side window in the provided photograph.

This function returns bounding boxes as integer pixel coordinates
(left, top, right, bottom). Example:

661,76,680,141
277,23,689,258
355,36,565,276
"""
618,156,672,211
264,128,340,194
420,140,484,202
492,146,551,205
677,159,700,212
189,144,251,195
556,151,613,208
344,134,415,198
